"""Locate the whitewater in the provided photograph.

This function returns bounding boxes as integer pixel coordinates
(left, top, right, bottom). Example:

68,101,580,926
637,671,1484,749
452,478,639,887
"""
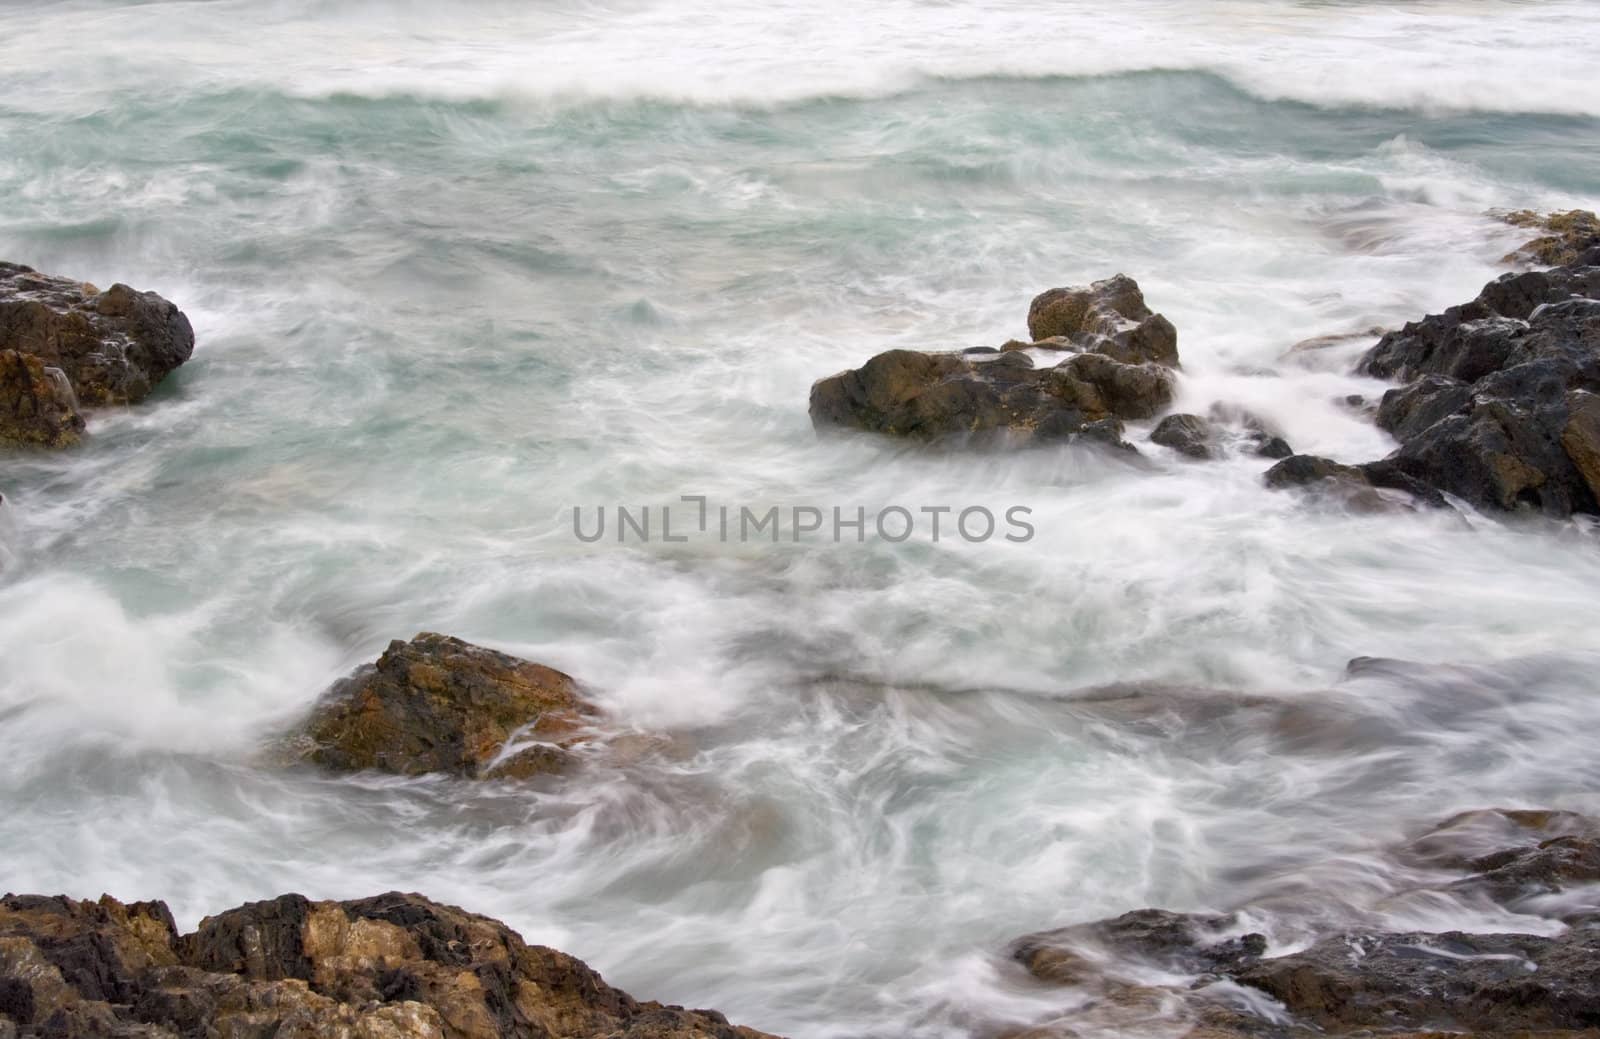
2,0,1600,1036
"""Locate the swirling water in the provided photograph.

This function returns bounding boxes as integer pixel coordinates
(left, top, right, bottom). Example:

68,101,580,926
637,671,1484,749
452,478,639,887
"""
2,1,1600,1035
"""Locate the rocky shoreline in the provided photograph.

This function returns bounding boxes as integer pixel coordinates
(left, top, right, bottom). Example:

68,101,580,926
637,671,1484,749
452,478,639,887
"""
0,890,776,1039
5,211,1600,1038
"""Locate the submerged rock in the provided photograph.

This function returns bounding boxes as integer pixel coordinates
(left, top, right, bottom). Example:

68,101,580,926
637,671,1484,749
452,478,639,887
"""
1013,909,1266,987
1025,274,1179,367
809,277,1176,445
0,262,194,420
1007,808,1600,1039
0,891,777,1039
299,633,601,780
1234,926,1600,1034
1500,209,1600,268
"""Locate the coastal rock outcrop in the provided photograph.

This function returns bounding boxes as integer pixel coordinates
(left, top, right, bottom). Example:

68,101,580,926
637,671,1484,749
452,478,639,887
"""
809,277,1176,445
298,633,602,780
0,262,194,447
1269,258,1600,517
1009,808,1600,1038
0,891,777,1039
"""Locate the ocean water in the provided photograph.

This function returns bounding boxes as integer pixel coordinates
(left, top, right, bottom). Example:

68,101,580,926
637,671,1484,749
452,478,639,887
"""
2,1,1600,1035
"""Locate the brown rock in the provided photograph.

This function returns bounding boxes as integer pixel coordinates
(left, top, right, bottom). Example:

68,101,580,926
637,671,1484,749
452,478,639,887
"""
808,347,1169,445
299,633,601,780
1026,274,1179,367
0,262,194,409
1562,390,1600,504
1501,209,1600,268
1,890,779,1039
0,349,84,448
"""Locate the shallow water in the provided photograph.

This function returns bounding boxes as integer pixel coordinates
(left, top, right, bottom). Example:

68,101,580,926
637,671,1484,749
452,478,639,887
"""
3,1,1600,1036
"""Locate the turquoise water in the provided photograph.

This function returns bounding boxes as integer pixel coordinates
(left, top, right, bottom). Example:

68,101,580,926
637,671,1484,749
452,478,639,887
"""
3,2,1600,1036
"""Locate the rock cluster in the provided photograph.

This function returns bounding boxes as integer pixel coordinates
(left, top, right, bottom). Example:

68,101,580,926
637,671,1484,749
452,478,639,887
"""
0,890,776,1039
1009,807,1600,1038
297,633,603,781
809,275,1177,448
1269,241,1600,517
0,262,194,447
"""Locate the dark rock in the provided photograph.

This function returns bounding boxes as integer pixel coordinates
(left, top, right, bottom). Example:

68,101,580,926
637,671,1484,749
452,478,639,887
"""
1261,264,1600,517
0,263,194,409
1150,413,1215,459
0,350,84,448
2,891,778,1039
808,347,1170,446
1252,435,1293,459
1375,374,1473,442
1359,267,1600,383
1025,274,1179,367
298,633,602,780
1501,209,1600,268
1235,926,1600,1034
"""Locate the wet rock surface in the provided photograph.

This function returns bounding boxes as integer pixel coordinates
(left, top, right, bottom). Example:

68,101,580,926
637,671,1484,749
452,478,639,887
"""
1501,209,1600,268
0,263,194,446
1009,808,1600,1039
809,277,1175,445
1266,258,1600,517
0,350,84,448
0,891,777,1039
1025,274,1179,367
298,633,603,780
1150,413,1216,459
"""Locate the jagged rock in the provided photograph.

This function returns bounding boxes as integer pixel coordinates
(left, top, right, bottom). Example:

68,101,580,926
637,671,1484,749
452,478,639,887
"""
1252,435,1293,459
0,350,84,448
1264,263,1600,516
1359,266,1600,384
298,633,601,780
1150,414,1215,459
0,892,777,1039
1501,209,1600,268
0,263,193,409
1025,275,1179,367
